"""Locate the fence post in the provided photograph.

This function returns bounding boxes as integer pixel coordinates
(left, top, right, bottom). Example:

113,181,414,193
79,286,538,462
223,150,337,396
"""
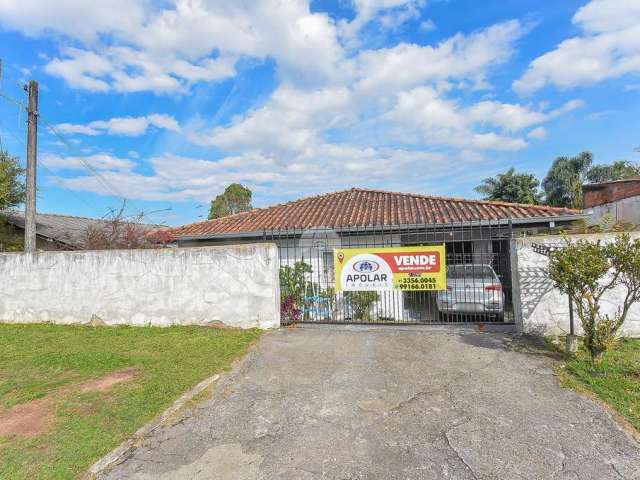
509,235,524,333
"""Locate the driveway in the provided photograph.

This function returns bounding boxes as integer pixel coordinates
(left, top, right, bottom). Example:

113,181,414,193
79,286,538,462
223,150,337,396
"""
100,327,639,480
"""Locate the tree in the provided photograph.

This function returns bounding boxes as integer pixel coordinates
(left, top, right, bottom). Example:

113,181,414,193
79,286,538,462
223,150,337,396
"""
208,183,252,219
81,203,160,250
548,234,640,364
0,150,26,252
586,160,640,183
475,168,540,204
542,151,593,208
0,150,25,211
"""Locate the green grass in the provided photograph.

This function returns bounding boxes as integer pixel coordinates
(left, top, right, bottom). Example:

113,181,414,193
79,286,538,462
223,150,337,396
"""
555,338,640,432
0,323,262,480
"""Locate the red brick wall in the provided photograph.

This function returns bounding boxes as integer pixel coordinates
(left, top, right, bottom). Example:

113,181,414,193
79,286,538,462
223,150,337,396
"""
583,180,640,208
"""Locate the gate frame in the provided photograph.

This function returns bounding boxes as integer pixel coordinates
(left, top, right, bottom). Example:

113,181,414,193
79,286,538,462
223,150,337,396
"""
267,219,517,326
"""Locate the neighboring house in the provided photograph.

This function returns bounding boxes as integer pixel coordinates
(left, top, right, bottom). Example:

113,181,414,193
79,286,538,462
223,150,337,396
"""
1,211,160,251
583,178,640,226
163,188,583,325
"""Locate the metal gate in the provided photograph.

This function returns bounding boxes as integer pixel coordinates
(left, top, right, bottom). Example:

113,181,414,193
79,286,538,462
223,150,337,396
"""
265,220,515,325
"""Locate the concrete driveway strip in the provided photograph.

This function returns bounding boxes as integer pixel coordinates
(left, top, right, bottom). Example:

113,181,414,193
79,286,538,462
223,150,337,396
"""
100,327,640,480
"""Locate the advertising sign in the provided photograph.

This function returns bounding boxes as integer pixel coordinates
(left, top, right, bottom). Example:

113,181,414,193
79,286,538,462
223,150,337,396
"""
334,245,447,291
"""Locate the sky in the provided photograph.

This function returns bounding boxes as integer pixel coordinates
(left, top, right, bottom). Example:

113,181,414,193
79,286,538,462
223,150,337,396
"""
0,0,639,226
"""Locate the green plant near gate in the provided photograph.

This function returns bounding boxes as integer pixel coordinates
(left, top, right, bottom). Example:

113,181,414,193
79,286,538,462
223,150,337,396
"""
279,261,313,303
345,291,380,322
548,234,640,364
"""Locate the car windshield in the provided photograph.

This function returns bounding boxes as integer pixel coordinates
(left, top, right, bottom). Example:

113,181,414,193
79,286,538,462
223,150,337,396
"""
447,265,496,280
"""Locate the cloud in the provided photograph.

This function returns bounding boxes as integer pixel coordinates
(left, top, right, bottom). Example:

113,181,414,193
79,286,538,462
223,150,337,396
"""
42,153,135,171
339,0,425,39
354,20,524,95
527,127,547,140
55,115,181,137
2,0,345,93
47,147,463,203
1,2,585,204
419,19,436,33
514,0,640,94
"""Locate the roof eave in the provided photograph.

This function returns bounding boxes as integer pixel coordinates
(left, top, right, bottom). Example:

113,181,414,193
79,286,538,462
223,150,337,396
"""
173,213,586,242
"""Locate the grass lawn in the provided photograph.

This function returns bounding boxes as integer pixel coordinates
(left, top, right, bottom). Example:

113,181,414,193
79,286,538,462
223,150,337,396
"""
0,323,262,480
555,338,640,433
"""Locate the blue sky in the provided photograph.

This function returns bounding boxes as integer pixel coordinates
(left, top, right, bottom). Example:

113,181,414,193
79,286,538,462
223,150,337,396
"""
0,0,638,226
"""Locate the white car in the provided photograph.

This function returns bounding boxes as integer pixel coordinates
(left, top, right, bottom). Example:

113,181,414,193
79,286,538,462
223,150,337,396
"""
436,264,505,321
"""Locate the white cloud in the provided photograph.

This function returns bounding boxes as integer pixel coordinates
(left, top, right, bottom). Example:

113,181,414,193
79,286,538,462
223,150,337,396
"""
1,2,586,203
55,114,181,137
0,0,147,42
419,19,436,33
2,0,345,93
42,153,135,171
354,20,524,96
514,0,640,94
527,127,547,140
48,147,460,203
339,0,425,39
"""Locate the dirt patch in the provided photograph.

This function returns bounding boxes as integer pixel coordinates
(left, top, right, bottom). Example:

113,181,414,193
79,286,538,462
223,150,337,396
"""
76,368,139,393
0,397,55,438
0,368,140,438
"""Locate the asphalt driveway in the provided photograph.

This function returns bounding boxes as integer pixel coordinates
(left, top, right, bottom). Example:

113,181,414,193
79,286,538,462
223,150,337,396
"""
100,327,639,480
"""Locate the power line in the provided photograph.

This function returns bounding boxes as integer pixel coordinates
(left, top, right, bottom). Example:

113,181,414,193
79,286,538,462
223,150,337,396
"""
0,59,172,224
0,116,104,215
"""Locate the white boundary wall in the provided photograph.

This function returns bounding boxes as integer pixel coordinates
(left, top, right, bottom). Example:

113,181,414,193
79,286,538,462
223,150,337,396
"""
514,232,640,337
0,244,280,329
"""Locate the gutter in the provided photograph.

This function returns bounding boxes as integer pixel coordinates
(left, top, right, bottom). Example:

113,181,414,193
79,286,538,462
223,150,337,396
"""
173,213,586,242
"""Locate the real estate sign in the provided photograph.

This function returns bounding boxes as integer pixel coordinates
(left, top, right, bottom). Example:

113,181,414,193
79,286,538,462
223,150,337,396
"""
334,245,447,291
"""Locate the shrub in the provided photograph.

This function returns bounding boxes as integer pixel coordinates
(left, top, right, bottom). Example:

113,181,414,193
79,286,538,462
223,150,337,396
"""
548,234,640,364
280,295,302,326
345,291,380,321
279,262,312,324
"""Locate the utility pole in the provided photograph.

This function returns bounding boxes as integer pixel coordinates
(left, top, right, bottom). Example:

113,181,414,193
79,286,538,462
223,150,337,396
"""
24,80,38,253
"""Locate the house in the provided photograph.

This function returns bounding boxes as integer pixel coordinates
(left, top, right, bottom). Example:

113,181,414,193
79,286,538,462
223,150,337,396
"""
1,211,161,251
583,178,640,226
163,188,583,324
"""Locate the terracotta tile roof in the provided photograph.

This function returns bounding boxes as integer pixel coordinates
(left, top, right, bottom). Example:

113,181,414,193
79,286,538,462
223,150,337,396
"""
167,188,582,239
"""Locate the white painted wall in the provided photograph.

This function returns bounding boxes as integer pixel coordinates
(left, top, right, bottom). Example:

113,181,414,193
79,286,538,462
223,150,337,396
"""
0,244,280,329
515,232,640,336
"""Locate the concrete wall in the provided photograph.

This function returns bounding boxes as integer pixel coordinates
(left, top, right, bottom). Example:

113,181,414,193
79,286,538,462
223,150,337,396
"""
0,244,280,329
515,232,640,336
585,196,640,226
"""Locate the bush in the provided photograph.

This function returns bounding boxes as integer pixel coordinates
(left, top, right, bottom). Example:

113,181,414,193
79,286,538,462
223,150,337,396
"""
548,234,640,364
345,291,380,321
279,262,312,324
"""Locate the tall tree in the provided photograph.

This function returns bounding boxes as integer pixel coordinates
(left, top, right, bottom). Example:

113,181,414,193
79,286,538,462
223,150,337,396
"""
542,151,593,208
208,183,253,219
586,160,640,183
475,168,540,204
0,150,26,210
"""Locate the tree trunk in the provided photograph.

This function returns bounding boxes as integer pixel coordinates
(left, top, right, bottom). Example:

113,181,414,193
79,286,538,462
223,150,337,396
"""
590,347,605,365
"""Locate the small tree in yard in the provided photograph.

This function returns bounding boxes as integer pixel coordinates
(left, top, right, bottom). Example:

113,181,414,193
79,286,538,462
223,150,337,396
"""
345,291,380,322
548,234,640,364
81,203,166,250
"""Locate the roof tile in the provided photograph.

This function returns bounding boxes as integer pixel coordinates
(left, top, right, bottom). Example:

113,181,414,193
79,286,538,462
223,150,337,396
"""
167,188,581,238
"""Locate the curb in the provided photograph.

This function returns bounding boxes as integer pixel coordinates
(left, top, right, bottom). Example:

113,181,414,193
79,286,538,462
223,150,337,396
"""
84,373,221,479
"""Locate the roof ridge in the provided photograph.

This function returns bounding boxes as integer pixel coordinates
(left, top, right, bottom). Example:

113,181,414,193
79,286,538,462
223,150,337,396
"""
348,187,579,213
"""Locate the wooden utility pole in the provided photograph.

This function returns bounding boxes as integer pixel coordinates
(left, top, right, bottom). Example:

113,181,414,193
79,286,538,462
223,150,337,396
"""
25,80,38,253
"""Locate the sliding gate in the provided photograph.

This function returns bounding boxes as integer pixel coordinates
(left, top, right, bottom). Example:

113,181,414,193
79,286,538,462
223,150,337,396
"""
265,220,515,325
